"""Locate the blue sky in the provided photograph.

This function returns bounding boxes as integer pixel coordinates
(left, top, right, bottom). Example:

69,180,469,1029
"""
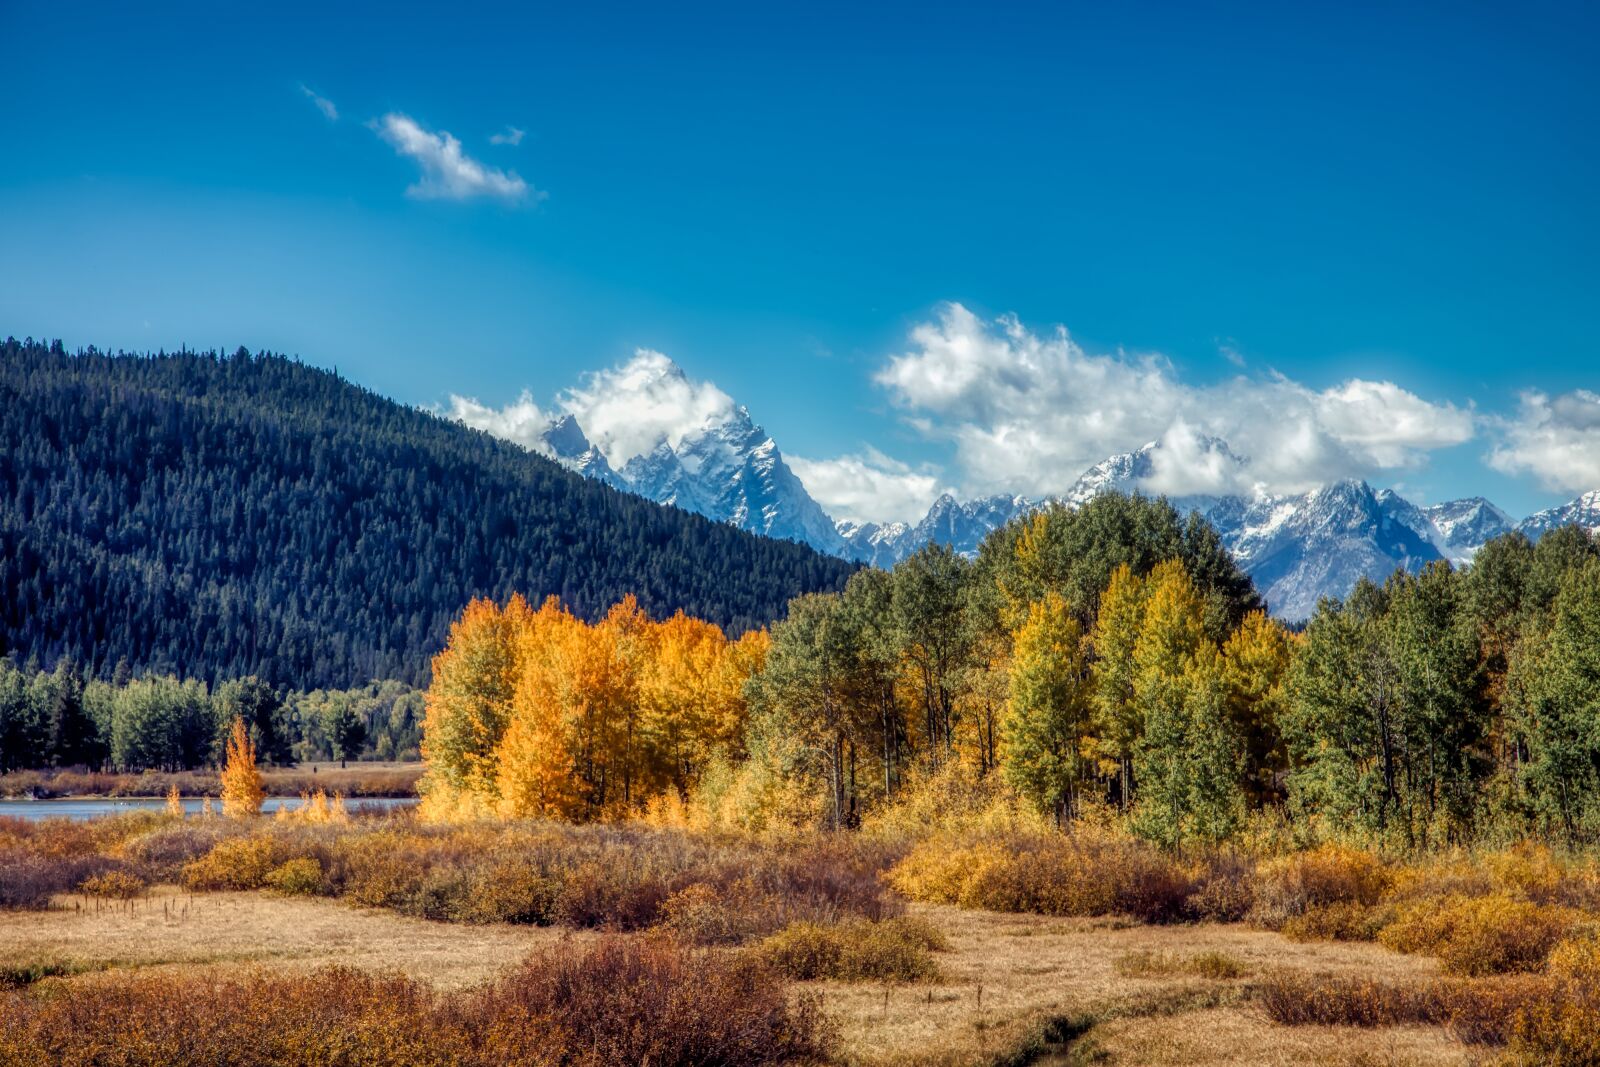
4,0,1598,523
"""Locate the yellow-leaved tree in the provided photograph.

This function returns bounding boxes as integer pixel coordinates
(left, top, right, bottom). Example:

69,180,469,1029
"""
1090,563,1147,806
1222,610,1293,804
1002,592,1092,825
219,716,264,818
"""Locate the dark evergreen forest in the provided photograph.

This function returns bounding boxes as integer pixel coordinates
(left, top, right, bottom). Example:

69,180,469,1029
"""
0,338,856,688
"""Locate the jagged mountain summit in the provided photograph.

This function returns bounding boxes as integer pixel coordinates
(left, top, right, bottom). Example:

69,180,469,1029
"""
533,401,850,556
499,388,1597,623
1422,497,1515,563
1517,490,1600,541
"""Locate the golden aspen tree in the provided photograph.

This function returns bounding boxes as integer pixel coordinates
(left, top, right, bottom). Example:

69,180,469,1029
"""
1002,593,1092,825
421,595,533,806
1222,611,1293,803
1090,563,1147,806
646,612,727,798
219,716,264,818
1131,561,1245,847
165,782,183,817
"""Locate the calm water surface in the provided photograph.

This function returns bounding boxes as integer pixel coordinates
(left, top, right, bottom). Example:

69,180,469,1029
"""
0,796,417,821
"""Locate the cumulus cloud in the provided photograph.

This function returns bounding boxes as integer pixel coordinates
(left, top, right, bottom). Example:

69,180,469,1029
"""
490,126,525,146
1488,389,1600,493
300,84,338,121
877,302,1475,499
788,448,951,526
558,350,738,466
447,391,555,455
374,113,536,203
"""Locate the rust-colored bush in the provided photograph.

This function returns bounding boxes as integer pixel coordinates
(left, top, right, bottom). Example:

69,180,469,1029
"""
0,937,830,1067
1257,971,1547,1045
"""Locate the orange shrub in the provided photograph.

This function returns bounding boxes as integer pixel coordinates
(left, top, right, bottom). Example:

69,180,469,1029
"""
181,836,289,891
79,870,146,900
1378,893,1587,976
1250,845,1391,929
889,832,1197,922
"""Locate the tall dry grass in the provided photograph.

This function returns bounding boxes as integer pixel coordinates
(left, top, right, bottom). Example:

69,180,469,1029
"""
0,935,831,1066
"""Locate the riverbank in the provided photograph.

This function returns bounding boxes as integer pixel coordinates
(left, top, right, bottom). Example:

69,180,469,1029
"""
0,762,423,800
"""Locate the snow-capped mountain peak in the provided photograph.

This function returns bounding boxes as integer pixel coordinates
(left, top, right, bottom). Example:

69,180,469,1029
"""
477,376,1598,624
1517,489,1600,541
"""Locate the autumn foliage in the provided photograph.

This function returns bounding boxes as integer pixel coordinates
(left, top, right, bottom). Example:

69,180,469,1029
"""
422,595,767,821
218,717,264,818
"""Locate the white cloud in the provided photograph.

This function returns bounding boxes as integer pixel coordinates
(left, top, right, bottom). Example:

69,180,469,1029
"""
490,126,525,146
1489,389,1600,493
447,391,554,455
877,302,1475,499
374,113,537,203
788,449,950,526
300,84,338,121
558,350,737,466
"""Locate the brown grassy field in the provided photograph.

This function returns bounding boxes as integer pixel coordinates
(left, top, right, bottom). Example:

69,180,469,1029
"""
0,889,1472,1066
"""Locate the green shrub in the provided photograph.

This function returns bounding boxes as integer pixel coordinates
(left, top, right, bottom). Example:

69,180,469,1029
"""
264,857,325,897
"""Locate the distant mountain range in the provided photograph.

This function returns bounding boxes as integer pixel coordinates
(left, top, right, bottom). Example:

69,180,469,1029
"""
496,361,1597,621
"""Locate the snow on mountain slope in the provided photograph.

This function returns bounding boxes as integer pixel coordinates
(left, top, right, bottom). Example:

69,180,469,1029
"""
1421,497,1514,562
1517,490,1600,541
535,397,850,555
488,371,1595,622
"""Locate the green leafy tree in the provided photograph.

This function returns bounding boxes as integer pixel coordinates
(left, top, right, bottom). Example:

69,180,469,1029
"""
1002,593,1092,824
323,696,368,769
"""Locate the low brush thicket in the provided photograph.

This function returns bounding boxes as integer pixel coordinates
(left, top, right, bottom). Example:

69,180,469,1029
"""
0,935,832,1067
0,811,904,948
756,915,948,982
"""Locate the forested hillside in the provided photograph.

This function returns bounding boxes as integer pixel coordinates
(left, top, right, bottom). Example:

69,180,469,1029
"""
0,339,856,688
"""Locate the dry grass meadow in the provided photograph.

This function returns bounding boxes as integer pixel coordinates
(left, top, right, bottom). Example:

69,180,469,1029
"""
0,887,1474,1066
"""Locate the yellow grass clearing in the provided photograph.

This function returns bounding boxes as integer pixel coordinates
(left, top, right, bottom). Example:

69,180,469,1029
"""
818,904,1460,1067
0,885,591,990
2,892,1473,1065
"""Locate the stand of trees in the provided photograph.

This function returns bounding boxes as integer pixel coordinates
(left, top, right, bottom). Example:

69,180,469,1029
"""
0,658,423,773
424,493,1600,849
0,338,855,689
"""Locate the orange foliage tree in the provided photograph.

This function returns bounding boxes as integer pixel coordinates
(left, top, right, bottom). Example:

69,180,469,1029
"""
423,594,765,821
219,716,264,817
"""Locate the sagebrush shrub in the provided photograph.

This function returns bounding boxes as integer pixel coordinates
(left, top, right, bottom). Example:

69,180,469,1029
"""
757,916,946,982
79,870,146,899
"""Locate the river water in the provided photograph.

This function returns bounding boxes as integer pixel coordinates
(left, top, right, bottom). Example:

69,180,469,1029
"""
0,796,417,821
